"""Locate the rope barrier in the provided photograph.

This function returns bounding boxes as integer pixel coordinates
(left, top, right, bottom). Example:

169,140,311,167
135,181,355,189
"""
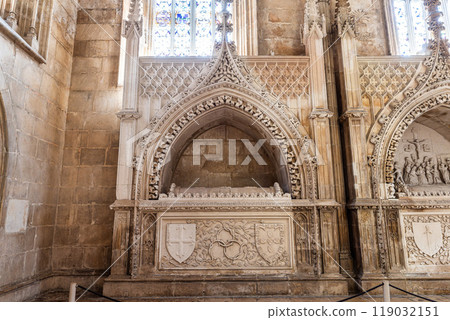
76,285,121,302
389,284,437,302
337,283,383,302
71,282,435,302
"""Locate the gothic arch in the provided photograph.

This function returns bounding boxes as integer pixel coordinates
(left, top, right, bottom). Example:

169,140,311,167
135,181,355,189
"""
0,64,17,222
135,88,316,200
375,86,450,198
159,110,288,193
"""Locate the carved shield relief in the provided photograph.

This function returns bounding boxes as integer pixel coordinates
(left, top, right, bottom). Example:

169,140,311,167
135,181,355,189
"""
255,223,285,264
412,222,443,256
166,224,196,263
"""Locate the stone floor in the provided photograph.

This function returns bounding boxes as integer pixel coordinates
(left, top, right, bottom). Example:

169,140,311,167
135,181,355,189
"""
29,291,450,302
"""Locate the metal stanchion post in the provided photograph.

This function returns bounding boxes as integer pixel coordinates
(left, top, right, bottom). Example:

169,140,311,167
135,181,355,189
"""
69,282,77,302
383,280,391,302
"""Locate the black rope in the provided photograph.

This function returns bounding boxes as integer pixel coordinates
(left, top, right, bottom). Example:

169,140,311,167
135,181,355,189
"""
389,284,437,302
76,285,121,302
338,283,383,302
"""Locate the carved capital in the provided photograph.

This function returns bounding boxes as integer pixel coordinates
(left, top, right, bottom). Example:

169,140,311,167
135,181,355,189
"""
339,109,367,121
116,110,141,120
309,109,333,119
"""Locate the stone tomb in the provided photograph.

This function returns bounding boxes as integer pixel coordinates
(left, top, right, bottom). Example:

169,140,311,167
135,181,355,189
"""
158,212,294,271
103,201,348,298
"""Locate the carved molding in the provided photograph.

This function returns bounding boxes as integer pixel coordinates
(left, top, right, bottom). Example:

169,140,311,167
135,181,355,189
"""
116,110,141,120
143,94,306,200
309,109,334,119
367,38,450,199
162,183,291,199
384,93,450,198
140,213,156,268
294,212,314,269
339,109,367,121
375,207,387,273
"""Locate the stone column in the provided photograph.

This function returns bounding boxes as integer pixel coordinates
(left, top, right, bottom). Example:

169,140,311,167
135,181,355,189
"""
318,0,353,273
304,0,335,200
304,0,340,276
233,0,258,55
335,1,383,276
335,3,370,200
116,0,142,200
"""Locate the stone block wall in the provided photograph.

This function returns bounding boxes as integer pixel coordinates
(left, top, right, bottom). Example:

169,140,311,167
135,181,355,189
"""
0,0,77,294
54,0,122,273
257,0,305,55
349,0,389,56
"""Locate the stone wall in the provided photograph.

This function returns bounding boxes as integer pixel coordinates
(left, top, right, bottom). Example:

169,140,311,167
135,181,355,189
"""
350,0,389,56
0,0,77,297
171,125,278,188
257,0,305,55
54,0,122,273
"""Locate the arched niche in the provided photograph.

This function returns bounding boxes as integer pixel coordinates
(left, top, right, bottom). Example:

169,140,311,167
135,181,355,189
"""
392,105,450,196
158,106,291,194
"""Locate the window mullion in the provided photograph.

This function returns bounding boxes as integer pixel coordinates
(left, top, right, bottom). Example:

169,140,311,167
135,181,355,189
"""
191,0,195,56
212,0,216,49
442,0,450,38
170,0,175,55
405,0,416,54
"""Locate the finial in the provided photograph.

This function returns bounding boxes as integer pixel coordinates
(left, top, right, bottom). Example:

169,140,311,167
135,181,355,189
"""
128,0,143,22
424,0,449,56
216,0,234,43
123,0,143,37
335,0,355,36
303,0,326,40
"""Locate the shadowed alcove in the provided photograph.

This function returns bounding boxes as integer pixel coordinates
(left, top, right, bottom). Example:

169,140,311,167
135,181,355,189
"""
158,106,292,195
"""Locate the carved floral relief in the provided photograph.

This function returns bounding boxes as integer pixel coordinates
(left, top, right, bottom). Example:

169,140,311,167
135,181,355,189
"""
159,216,294,270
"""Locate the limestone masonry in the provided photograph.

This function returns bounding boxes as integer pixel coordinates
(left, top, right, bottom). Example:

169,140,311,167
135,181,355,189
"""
0,0,450,301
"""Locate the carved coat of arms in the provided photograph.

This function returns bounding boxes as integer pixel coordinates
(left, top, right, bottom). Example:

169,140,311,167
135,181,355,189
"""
166,224,196,263
255,224,285,264
412,222,443,256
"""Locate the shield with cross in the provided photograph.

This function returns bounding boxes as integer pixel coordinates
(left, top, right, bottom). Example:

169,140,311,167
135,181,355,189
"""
166,224,196,263
412,222,443,256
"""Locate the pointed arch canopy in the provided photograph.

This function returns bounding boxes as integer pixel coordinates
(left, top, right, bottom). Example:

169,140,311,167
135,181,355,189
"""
374,86,450,198
135,86,316,200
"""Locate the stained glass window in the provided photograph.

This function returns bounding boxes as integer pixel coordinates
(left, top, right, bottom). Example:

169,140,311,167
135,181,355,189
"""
392,0,450,55
151,0,232,56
